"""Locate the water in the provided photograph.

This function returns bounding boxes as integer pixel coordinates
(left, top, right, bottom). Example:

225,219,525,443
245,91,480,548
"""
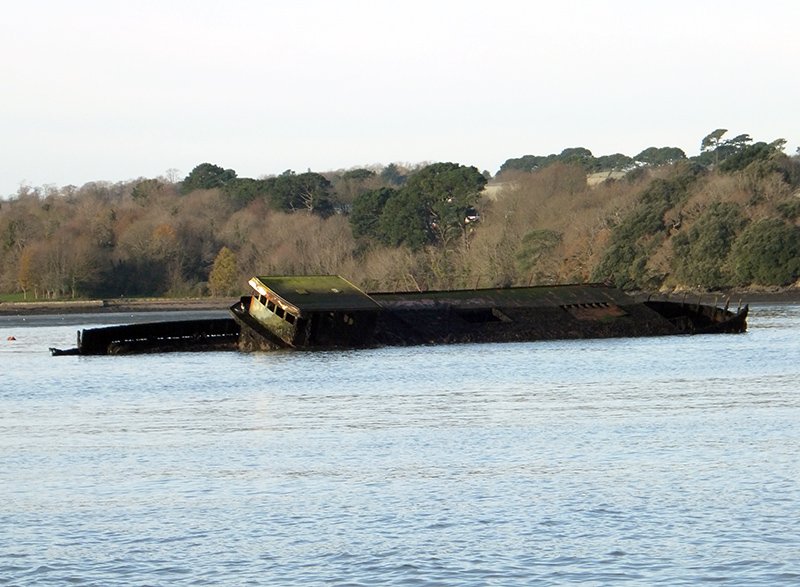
1,305,799,586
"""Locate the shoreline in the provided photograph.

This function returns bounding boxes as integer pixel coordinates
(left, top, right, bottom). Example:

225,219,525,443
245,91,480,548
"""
1,289,799,316
0,297,237,316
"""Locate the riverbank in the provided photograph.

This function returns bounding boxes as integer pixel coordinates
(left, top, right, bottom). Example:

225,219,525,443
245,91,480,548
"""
2,287,799,316
0,297,237,315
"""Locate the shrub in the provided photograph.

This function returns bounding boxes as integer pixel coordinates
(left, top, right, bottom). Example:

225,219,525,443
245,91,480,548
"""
776,199,800,221
592,168,700,288
671,202,745,289
515,229,562,283
730,218,800,285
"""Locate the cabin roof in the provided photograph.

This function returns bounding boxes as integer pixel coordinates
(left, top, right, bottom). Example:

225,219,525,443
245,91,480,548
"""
250,275,381,313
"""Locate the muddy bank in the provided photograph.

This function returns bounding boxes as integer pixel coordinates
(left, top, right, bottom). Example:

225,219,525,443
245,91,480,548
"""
735,288,800,304
0,297,236,316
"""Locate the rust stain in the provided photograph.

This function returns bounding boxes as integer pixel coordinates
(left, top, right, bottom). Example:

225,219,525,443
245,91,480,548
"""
563,303,627,321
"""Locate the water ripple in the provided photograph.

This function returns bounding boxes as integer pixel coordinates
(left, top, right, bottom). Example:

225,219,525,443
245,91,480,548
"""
1,305,799,585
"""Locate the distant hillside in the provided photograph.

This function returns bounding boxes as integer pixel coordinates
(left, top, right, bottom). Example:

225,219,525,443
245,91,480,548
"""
1,133,798,299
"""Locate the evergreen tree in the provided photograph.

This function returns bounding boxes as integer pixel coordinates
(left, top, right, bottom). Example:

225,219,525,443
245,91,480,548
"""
208,246,239,296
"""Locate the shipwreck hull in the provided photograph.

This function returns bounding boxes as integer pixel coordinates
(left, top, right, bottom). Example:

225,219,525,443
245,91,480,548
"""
51,318,240,356
232,277,749,351
371,303,680,346
643,300,748,334
50,276,749,356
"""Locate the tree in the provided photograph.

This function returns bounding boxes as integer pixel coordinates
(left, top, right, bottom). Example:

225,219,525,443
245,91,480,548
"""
718,141,781,174
131,178,171,205
342,168,376,181
701,128,728,153
634,147,687,167
558,147,594,169
208,246,239,296
671,202,745,289
380,163,407,186
375,162,487,249
499,148,600,175
515,229,562,282
376,190,429,249
266,172,334,215
697,130,759,168
181,163,237,194
333,168,379,206
592,167,701,288
224,178,269,209
726,133,753,151
349,187,397,241
498,154,550,174
17,247,36,299
401,162,487,247
730,218,800,285
697,128,729,167
594,153,634,172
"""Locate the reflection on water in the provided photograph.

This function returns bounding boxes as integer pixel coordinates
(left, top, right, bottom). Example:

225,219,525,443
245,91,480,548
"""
1,305,799,585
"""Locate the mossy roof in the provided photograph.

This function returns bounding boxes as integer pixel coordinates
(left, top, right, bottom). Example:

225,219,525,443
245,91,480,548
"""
250,275,381,313
250,276,635,314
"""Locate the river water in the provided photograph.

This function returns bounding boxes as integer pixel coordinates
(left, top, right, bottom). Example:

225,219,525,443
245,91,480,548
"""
1,305,798,586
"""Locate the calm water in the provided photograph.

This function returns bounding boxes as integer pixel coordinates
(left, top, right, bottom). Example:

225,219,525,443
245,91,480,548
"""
1,305,798,586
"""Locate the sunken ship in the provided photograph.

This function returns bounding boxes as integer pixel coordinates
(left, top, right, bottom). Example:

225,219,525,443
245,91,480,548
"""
230,275,748,351
53,275,748,355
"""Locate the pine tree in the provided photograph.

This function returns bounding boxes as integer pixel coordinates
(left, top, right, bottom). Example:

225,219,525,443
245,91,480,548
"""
208,247,239,296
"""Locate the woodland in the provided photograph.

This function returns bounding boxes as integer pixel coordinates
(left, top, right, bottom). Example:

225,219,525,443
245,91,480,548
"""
1,130,799,300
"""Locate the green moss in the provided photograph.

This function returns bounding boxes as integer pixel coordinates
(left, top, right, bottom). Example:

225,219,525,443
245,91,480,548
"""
252,275,379,312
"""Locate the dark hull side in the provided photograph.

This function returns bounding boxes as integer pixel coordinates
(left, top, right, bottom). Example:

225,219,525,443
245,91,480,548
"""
232,294,749,351
371,300,747,347
50,318,240,356
49,290,749,356
643,300,748,334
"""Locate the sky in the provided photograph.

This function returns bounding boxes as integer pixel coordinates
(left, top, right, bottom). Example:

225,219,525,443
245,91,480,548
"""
2,0,799,197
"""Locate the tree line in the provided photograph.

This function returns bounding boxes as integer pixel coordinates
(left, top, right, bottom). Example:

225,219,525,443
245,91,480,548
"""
498,130,792,174
1,130,798,300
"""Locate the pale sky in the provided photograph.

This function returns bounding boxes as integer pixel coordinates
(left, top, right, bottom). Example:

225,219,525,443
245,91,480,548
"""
2,0,798,197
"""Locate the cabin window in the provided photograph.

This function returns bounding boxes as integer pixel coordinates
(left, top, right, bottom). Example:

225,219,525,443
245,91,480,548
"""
285,313,296,324
267,300,276,312
275,307,285,319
